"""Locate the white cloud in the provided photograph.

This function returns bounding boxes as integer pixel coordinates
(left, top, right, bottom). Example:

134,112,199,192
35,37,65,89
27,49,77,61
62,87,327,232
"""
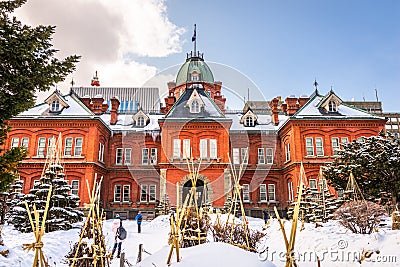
14,0,184,101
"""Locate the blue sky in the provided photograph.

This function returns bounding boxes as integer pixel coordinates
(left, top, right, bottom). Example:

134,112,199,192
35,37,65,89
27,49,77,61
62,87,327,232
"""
159,0,400,111
18,0,399,112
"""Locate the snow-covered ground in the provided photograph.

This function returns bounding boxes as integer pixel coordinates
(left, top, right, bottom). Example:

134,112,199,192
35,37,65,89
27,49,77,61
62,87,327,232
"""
1,215,399,267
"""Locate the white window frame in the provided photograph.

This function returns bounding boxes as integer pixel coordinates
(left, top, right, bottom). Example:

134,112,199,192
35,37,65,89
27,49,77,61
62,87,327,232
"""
210,139,217,159
150,148,157,165
315,137,324,156
64,137,73,156
11,137,19,148
245,116,254,127
114,185,122,202
125,148,132,165
37,137,46,157
242,184,250,202
137,116,145,127
268,184,276,201
183,139,191,159
123,185,130,202
241,148,248,164
74,137,83,156
140,184,148,202
260,184,267,201
190,100,200,113
71,180,79,195
328,101,337,112
173,139,181,159
98,143,105,162
341,137,349,146
51,100,60,112
232,148,240,164
266,148,273,164
309,179,317,189
258,148,265,164
142,148,149,165
288,181,294,202
332,137,340,156
200,139,207,158
149,184,156,202
306,137,314,156
116,148,123,165
285,143,291,162
21,137,29,148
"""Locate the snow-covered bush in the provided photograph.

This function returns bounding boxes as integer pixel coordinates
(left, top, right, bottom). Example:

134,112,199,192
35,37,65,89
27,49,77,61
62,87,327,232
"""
334,200,386,234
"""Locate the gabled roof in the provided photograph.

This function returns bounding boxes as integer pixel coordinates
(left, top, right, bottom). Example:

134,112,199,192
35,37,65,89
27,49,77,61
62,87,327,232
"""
292,91,385,120
44,90,70,109
165,85,225,119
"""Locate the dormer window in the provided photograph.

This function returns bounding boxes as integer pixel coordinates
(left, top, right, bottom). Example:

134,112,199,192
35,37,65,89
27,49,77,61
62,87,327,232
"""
191,100,200,113
190,70,200,82
137,116,145,126
51,100,60,112
328,101,337,112
245,116,254,127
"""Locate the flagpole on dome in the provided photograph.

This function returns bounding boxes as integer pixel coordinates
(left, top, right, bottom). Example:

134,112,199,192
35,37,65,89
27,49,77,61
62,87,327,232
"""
192,24,197,57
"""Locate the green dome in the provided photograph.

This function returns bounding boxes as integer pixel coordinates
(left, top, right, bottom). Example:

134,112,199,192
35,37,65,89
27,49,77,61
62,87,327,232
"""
176,55,214,85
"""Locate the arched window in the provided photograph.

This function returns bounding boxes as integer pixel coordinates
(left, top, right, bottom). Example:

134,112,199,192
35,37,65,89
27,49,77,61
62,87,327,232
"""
137,116,145,126
328,101,337,112
245,116,254,127
51,100,60,112
191,100,200,113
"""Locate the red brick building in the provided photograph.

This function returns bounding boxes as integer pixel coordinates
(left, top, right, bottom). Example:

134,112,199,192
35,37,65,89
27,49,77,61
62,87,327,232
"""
5,51,386,219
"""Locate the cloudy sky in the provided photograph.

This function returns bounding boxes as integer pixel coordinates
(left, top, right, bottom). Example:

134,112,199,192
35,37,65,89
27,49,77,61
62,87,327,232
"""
15,0,400,111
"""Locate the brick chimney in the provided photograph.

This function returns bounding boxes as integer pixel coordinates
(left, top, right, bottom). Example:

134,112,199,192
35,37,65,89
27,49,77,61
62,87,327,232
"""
269,97,279,125
298,96,309,108
80,95,92,110
110,97,120,125
285,95,298,116
162,88,176,114
91,95,105,115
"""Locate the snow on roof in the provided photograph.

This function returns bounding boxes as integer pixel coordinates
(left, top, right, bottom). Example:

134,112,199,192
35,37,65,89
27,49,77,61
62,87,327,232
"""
226,113,288,131
100,113,164,131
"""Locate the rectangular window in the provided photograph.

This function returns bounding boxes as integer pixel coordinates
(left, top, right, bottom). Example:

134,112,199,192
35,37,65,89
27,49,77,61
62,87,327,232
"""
332,137,340,156
306,137,314,156
266,148,273,164
337,189,344,198
123,185,130,202
74,137,83,156
173,139,181,158
125,148,132,165
149,185,156,202
140,184,148,202
21,137,29,148
341,137,349,146
260,184,267,201
285,143,291,162
98,143,105,162
241,148,248,164
11,137,19,148
37,137,46,157
268,184,276,201
114,185,121,202
200,139,207,158
232,148,240,164
142,148,149,165
183,139,191,158
242,184,250,202
64,137,73,156
309,179,317,189
210,139,217,159
150,148,157,165
48,137,56,156
116,148,123,165
71,180,79,195
316,137,324,156
288,181,294,201
258,148,265,164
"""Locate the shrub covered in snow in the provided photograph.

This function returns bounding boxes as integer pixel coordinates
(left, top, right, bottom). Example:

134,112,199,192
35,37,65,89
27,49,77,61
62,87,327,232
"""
334,200,386,234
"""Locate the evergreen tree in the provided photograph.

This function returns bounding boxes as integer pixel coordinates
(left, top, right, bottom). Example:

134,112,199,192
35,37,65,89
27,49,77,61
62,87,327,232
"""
324,133,400,205
0,0,79,192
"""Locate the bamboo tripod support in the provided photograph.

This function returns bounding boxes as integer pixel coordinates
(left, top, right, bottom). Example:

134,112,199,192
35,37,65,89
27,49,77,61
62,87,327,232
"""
23,186,53,267
70,177,109,267
226,151,250,250
274,162,307,267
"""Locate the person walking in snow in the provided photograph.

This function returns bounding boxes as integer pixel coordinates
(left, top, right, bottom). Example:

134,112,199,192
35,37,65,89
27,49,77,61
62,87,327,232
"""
135,210,143,233
263,209,269,224
111,214,123,258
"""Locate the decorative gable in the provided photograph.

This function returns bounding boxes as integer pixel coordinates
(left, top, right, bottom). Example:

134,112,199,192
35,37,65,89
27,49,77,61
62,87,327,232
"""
185,88,205,113
44,90,69,113
240,108,258,127
132,110,150,127
317,91,343,113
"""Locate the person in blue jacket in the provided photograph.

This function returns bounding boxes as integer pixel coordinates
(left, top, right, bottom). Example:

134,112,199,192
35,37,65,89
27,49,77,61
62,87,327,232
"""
135,210,143,233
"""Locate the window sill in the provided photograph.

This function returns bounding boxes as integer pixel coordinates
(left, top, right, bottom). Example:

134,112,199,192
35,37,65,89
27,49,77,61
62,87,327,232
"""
32,156,46,159
110,201,132,205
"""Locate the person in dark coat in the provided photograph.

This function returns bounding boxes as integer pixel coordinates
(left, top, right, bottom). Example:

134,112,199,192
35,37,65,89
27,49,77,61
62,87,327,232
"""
135,211,143,233
263,210,269,224
111,214,124,258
